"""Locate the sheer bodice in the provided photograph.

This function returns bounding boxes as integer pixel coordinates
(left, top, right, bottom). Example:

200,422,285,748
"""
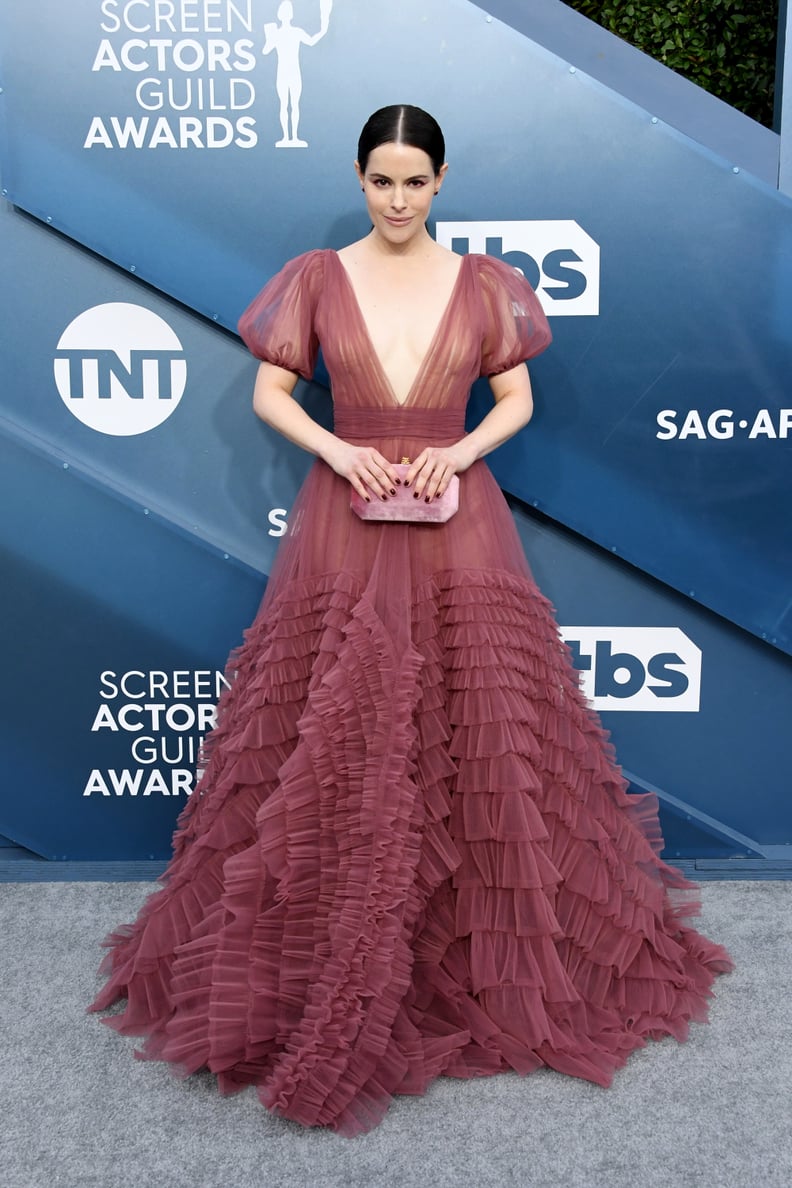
239,248,550,406
236,249,552,591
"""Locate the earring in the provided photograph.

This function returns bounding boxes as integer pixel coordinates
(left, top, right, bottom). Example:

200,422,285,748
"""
434,189,439,195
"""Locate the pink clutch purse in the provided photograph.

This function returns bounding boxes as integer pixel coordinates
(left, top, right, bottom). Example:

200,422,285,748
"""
350,463,459,523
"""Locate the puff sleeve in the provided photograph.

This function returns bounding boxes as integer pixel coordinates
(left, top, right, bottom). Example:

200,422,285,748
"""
237,250,324,379
476,254,552,377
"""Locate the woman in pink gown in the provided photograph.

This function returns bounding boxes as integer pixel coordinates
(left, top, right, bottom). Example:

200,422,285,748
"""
89,105,732,1136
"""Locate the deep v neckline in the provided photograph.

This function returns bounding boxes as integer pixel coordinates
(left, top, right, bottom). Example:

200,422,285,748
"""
332,250,467,407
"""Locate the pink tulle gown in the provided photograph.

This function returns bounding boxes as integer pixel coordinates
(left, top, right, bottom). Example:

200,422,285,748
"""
89,250,732,1135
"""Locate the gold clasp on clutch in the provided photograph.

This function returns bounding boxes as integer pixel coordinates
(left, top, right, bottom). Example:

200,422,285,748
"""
401,457,411,465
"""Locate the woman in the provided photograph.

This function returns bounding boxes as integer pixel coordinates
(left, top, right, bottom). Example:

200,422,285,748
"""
90,105,731,1136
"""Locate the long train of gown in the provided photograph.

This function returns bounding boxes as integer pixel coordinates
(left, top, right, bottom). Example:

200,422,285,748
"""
89,250,732,1135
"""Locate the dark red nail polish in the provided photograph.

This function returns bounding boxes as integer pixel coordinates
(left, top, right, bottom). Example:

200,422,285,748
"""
413,492,420,499
425,496,430,503
390,488,396,496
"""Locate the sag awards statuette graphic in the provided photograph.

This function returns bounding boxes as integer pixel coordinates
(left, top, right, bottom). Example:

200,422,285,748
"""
263,0,332,146
84,1,332,150
54,303,187,436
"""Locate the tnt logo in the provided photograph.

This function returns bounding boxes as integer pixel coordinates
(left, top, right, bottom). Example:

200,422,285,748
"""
436,220,599,316
54,303,187,435
560,627,701,712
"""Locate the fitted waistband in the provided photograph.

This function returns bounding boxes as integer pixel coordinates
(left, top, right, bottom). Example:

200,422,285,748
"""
333,405,465,441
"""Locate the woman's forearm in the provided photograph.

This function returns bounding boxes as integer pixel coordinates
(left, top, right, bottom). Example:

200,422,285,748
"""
252,363,402,498
252,365,338,463
459,383,534,466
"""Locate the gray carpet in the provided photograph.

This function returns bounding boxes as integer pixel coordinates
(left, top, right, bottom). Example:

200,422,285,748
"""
0,880,789,1188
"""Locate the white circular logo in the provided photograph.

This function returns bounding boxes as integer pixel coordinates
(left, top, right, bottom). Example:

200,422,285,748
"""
54,303,187,436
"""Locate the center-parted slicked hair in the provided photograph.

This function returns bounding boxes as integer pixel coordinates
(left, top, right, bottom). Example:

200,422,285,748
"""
357,105,446,176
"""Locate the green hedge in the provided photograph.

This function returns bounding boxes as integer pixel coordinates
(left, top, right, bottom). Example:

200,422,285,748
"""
563,1,778,126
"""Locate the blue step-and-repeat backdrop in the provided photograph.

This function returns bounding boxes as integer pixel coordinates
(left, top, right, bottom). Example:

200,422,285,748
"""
0,0,790,861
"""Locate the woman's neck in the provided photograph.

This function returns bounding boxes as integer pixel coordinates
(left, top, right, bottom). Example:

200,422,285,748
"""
365,227,439,260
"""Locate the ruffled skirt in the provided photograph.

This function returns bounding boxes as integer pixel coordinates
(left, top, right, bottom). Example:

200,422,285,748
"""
89,460,732,1136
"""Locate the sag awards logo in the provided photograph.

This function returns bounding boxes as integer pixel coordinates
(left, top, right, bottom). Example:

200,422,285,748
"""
656,407,792,441
85,0,333,150
436,220,600,317
82,669,230,797
54,303,187,435
560,627,702,712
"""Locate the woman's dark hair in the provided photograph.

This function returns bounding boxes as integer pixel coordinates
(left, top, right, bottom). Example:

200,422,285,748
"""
357,105,446,176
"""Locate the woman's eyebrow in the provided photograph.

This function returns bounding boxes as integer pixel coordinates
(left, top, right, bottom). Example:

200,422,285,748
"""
369,173,431,181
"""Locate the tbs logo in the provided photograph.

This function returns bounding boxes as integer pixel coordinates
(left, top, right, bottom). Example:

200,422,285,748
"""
54,303,187,436
436,220,600,316
560,628,702,712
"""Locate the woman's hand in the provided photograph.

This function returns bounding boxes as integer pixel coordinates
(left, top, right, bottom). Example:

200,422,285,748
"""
322,439,403,503
404,440,477,501
402,368,535,500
